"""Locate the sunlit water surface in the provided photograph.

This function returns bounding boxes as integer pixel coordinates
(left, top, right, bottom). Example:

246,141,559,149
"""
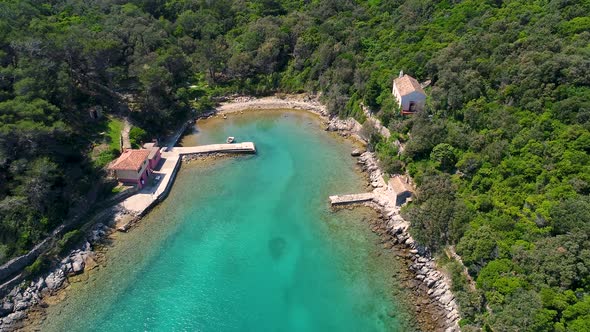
40,110,415,332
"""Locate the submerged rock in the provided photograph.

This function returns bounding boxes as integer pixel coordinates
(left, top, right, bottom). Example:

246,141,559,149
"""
268,237,287,260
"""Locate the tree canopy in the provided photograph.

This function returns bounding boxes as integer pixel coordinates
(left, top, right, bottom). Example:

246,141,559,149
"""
1,0,589,329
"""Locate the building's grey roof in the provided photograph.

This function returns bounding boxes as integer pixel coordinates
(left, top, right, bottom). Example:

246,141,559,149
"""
390,176,413,195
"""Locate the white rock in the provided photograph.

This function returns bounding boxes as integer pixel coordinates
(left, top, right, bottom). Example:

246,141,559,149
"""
35,277,46,290
45,270,65,291
440,291,454,305
432,288,446,298
0,301,14,315
1,311,26,326
425,278,437,288
13,299,30,311
71,260,84,274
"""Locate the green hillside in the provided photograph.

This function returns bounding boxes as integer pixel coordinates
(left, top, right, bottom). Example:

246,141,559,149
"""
0,0,588,329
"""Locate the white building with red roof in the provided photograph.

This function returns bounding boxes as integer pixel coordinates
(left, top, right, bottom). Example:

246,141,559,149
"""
109,149,152,188
392,72,426,115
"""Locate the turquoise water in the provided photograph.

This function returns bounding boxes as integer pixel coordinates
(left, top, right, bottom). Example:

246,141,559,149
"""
39,110,414,331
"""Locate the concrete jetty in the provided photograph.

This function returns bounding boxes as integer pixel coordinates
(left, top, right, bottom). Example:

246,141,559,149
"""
329,192,375,206
167,142,256,155
117,142,256,227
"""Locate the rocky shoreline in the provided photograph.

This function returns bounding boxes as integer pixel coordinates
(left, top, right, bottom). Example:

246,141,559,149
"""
0,94,461,331
355,152,460,332
217,94,461,331
0,222,113,331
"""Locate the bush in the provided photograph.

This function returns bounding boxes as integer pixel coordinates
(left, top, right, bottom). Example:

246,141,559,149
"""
0,244,9,265
360,120,381,150
430,143,457,171
129,127,148,148
25,256,49,276
94,148,119,169
57,230,83,255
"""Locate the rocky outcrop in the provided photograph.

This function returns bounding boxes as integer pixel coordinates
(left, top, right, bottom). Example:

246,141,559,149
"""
356,152,461,332
350,149,363,157
0,223,111,331
325,117,362,134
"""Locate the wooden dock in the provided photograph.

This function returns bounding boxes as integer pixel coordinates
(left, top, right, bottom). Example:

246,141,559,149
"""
167,142,256,155
329,192,375,206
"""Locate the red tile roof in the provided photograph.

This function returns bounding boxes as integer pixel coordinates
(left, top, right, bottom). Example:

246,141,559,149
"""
109,149,150,171
394,74,425,96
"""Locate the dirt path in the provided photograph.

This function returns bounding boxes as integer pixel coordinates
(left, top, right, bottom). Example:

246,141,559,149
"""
122,118,131,149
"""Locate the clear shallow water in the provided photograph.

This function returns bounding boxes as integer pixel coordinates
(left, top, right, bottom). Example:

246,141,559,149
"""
40,110,414,332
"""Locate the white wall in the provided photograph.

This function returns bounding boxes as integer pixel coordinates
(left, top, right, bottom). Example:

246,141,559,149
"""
400,91,426,112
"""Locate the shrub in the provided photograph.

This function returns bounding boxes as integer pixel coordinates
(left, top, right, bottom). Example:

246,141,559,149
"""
57,230,83,255
94,148,119,169
129,127,148,148
25,256,49,276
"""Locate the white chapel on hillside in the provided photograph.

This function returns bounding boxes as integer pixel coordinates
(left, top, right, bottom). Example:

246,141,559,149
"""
392,71,426,115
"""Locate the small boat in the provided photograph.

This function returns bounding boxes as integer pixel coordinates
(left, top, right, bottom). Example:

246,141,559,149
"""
226,136,235,143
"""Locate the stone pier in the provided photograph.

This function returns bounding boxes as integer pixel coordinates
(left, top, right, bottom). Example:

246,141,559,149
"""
329,192,375,205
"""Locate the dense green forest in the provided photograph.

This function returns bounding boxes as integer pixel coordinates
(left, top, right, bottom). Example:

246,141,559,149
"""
1,0,589,330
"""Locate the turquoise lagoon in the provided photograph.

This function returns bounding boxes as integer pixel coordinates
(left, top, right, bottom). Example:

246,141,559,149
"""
39,110,415,331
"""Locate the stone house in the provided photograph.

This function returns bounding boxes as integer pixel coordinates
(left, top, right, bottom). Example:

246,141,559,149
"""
389,176,414,206
392,72,426,115
109,149,152,189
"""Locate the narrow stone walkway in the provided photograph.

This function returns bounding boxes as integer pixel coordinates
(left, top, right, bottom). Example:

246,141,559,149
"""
115,142,256,230
168,142,256,155
121,118,131,149
329,192,375,205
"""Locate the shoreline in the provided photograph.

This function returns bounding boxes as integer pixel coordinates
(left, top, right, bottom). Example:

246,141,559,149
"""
1,94,459,332
200,94,460,331
209,95,460,331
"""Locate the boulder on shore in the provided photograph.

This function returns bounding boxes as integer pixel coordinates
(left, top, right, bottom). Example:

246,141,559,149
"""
351,149,363,157
0,311,26,329
45,270,65,291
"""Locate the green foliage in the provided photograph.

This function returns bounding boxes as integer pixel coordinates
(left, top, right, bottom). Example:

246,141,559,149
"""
0,244,8,265
375,138,403,174
94,148,119,169
430,143,456,171
402,173,469,251
1,0,589,329
106,118,124,152
25,256,49,276
129,127,148,148
359,120,381,151
57,230,83,255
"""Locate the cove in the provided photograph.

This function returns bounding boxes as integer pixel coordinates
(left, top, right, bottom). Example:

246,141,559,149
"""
38,110,415,331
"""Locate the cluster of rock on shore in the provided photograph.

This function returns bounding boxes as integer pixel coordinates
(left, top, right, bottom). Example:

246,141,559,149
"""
0,108,462,331
355,152,461,332
0,223,111,331
325,116,362,135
